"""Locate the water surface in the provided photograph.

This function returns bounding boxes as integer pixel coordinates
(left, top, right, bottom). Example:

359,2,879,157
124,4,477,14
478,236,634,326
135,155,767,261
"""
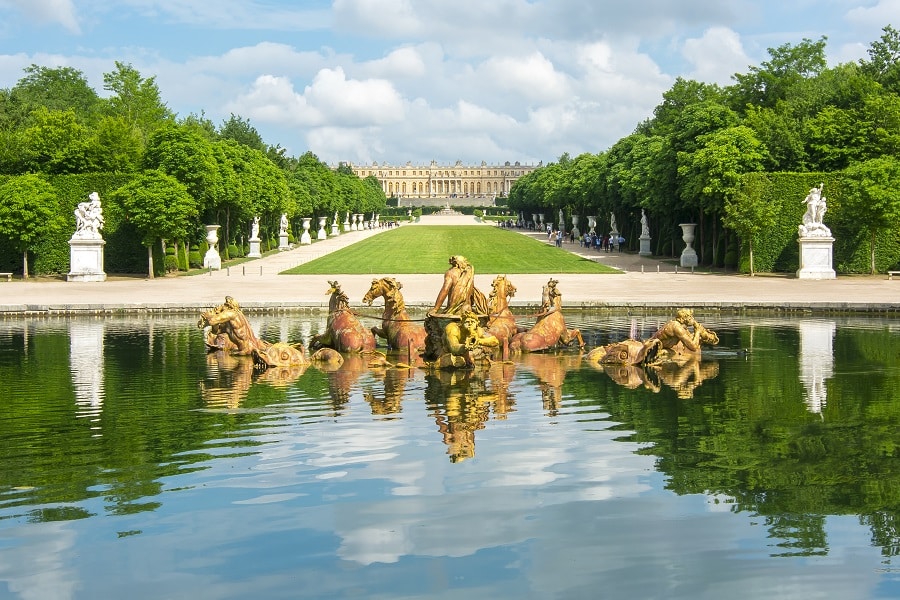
2,313,900,599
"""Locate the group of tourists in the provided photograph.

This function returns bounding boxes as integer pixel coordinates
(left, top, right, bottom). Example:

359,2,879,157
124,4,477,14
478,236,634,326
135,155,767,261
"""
581,232,624,252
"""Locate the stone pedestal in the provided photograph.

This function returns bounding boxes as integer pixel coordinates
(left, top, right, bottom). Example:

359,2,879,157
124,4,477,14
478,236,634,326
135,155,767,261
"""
679,223,698,268
247,238,261,258
68,238,106,282
610,229,620,251
317,217,327,240
797,237,835,279
331,220,340,236
300,218,312,245
639,235,652,257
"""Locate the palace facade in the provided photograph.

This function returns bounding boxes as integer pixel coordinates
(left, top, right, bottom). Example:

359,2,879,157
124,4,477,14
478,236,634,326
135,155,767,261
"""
347,160,541,200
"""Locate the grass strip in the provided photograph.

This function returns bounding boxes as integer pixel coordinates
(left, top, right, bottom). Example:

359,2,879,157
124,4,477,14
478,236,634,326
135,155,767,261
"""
283,226,621,274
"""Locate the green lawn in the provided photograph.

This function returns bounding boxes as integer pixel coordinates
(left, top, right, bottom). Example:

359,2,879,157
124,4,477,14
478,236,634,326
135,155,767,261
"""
283,226,621,274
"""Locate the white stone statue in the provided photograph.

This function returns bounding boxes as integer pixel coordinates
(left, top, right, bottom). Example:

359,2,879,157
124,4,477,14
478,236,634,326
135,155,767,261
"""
610,212,618,233
640,209,650,238
798,183,831,238
279,213,288,236
73,192,104,239
250,216,260,240
559,209,564,231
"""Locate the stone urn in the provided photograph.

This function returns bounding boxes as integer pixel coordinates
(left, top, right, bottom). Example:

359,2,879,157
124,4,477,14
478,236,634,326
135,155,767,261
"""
317,216,328,240
203,225,221,270
300,217,312,245
679,223,698,268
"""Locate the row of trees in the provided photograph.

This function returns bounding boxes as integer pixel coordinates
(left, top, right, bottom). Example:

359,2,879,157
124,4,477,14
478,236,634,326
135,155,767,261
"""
0,62,386,276
508,26,900,274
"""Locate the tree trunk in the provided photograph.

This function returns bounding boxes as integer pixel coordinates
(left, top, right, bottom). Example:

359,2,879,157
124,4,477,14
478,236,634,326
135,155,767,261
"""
22,250,28,280
147,245,155,279
711,218,718,268
749,238,755,276
871,230,877,275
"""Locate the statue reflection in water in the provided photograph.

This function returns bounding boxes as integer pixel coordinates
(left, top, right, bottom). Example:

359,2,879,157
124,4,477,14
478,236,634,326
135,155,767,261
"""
425,361,516,462
200,352,307,409
519,352,581,416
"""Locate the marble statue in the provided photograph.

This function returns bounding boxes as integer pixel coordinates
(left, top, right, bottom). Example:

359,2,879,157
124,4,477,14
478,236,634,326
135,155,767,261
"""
250,216,260,240
798,183,831,237
73,192,104,239
610,212,618,233
279,213,288,236
641,209,650,238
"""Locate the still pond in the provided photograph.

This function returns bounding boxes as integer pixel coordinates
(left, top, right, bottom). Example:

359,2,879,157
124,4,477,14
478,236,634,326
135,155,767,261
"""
2,312,900,599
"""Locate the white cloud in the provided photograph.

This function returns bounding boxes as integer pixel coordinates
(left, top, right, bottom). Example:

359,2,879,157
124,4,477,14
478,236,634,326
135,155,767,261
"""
682,26,751,85
478,52,571,104
0,0,80,33
305,67,406,126
845,0,900,28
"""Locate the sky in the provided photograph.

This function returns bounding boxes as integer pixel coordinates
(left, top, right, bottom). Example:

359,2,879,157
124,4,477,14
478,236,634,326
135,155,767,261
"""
0,0,896,167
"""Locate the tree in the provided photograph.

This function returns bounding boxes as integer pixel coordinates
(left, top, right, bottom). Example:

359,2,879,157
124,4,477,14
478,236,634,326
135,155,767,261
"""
722,175,777,276
7,65,101,126
144,124,222,214
111,170,198,278
731,37,828,108
219,114,266,152
103,62,174,145
19,107,96,174
841,157,900,274
860,25,900,94
0,174,62,278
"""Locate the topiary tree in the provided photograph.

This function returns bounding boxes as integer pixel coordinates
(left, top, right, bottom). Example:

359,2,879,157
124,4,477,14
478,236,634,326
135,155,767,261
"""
0,174,62,278
110,170,198,278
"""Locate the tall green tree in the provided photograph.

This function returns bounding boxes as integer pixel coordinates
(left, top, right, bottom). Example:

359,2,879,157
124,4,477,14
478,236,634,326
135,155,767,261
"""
6,65,101,126
103,62,174,145
860,25,900,94
0,174,62,278
144,124,222,214
731,36,828,108
841,157,900,274
111,170,198,278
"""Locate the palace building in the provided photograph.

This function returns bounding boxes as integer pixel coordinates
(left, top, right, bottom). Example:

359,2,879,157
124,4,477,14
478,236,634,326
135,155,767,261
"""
347,160,541,201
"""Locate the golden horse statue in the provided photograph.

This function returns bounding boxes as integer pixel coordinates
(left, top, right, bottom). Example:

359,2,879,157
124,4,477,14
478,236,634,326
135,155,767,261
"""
362,277,427,354
310,280,376,353
509,278,584,353
485,274,521,346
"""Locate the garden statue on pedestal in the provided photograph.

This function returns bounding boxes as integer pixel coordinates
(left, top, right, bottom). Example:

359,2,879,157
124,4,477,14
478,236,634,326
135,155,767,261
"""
247,216,261,258
798,184,831,238
68,191,107,282
796,183,836,279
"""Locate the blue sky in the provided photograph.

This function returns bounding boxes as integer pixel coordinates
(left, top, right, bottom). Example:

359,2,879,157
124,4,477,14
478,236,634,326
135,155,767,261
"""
0,0,896,166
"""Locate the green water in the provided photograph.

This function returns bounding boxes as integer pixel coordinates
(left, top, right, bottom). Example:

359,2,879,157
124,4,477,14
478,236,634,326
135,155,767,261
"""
1,313,899,599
